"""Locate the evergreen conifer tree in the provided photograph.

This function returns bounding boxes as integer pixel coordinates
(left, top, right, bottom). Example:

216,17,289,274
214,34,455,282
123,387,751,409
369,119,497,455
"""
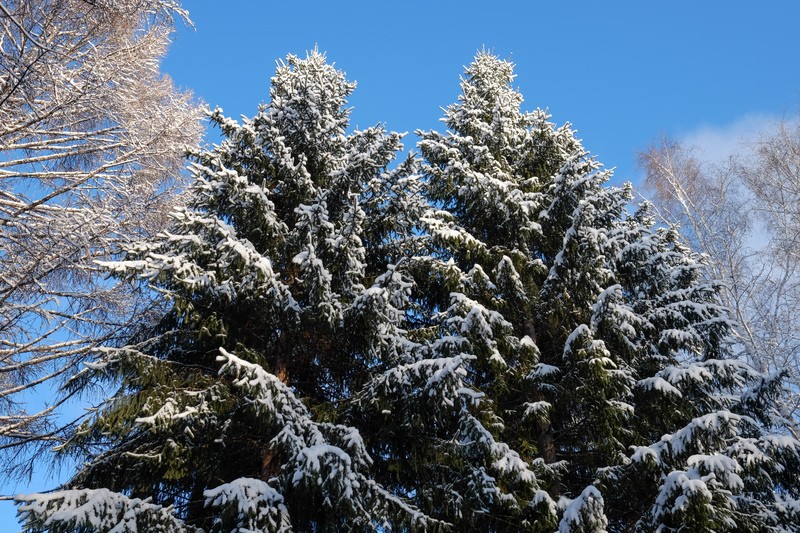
15,51,435,532
401,52,799,531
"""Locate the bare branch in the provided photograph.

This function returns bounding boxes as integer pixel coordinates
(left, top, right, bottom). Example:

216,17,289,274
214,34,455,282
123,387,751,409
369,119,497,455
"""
641,126,800,432
0,0,203,475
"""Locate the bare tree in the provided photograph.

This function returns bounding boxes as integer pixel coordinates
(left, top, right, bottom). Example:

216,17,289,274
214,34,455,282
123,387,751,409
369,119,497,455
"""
0,0,202,473
641,124,800,436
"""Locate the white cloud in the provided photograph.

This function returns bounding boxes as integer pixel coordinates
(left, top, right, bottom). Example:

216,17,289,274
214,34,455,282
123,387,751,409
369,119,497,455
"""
678,113,800,251
679,114,783,164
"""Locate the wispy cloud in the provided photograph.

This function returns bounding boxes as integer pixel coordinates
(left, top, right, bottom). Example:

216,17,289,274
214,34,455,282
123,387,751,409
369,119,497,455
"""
678,113,800,251
679,114,784,163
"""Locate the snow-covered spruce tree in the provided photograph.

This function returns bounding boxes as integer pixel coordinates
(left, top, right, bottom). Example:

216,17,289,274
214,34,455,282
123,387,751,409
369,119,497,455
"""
403,52,799,531
15,52,437,532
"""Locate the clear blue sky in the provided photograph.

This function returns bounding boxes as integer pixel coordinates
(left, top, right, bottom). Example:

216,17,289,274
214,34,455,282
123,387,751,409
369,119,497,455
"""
2,1,799,528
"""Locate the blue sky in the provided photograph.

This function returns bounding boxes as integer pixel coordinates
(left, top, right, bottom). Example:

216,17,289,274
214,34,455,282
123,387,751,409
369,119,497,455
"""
2,0,799,528
163,1,799,187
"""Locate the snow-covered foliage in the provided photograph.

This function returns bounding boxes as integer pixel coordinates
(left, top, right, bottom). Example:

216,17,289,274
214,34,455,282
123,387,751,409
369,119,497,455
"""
14,50,799,532
203,478,290,533
558,486,608,533
16,488,199,533
16,51,435,531
412,51,799,531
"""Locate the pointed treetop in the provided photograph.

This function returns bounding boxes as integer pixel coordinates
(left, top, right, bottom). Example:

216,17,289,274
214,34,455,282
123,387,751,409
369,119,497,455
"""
443,51,529,147
269,49,356,143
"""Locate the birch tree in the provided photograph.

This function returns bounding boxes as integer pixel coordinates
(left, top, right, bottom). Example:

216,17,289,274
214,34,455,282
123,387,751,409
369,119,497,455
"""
0,0,202,467
641,125,800,436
